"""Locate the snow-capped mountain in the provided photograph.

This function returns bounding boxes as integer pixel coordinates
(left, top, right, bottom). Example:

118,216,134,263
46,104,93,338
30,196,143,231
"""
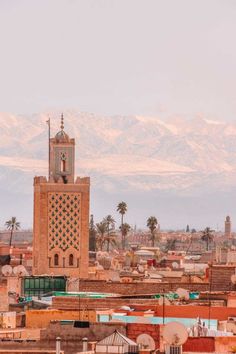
0,111,236,230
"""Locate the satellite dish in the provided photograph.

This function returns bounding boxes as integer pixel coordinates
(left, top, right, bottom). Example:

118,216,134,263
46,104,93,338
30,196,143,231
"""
2,265,12,276
97,251,109,259
13,265,28,276
176,288,189,300
172,262,179,269
136,334,155,350
110,273,120,282
138,265,144,273
120,306,132,311
163,322,188,345
139,259,147,265
231,274,236,284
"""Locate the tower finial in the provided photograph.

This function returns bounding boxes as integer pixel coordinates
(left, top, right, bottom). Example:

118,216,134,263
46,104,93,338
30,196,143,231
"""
61,113,64,130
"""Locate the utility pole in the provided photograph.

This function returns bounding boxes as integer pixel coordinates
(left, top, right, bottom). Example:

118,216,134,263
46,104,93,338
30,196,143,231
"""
46,118,51,180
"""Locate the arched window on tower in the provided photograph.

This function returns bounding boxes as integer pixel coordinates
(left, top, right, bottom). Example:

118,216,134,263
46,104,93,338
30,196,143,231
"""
69,254,74,266
54,254,59,266
61,159,66,172
60,152,67,173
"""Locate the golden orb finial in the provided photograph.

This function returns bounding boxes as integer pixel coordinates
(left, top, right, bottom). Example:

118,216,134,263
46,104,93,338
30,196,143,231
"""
60,113,64,130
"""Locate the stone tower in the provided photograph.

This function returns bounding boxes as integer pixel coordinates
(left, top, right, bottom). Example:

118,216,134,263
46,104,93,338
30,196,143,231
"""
33,115,90,278
225,215,232,239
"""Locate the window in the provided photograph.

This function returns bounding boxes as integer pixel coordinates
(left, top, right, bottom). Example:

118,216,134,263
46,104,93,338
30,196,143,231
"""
61,159,66,172
60,152,67,173
54,254,59,266
69,254,74,266
23,276,66,296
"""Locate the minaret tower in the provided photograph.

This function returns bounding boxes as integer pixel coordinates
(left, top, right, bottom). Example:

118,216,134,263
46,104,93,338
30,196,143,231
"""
225,215,232,239
33,115,90,277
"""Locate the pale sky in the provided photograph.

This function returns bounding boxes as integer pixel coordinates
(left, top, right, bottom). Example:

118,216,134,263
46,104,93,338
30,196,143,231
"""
0,0,236,120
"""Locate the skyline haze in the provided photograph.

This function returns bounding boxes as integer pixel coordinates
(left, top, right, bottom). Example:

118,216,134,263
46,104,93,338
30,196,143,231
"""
0,0,236,120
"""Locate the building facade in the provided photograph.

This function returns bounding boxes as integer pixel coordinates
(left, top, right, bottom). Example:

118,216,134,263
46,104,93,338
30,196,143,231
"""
33,116,90,278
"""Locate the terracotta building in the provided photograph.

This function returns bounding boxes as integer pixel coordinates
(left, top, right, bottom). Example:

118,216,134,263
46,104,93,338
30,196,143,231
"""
225,215,232,239
33,115,90,278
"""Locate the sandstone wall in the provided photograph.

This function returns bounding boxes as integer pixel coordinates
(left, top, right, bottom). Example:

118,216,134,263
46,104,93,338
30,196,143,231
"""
26,309,96,328
78,279,209,294
210,265,236,291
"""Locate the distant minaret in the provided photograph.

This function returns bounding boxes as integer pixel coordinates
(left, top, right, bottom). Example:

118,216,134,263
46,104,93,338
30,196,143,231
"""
225,216,232,239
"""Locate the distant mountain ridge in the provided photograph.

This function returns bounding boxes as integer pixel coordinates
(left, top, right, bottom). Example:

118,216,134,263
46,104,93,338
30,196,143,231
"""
0,111,236,230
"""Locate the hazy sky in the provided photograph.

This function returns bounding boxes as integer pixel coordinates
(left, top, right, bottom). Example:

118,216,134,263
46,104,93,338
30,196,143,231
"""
0,0,236,120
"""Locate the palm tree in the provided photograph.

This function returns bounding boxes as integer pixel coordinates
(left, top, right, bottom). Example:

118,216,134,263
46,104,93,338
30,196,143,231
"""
201,227,214,251
119,223,131,249
117,202,127,249
102,233,117,252
5,217,20,247
147,216,158,247
103,215,116,252
96,221,107,251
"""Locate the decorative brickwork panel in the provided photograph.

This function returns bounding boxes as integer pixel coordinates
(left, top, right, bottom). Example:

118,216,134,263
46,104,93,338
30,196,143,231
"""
48,192,81,253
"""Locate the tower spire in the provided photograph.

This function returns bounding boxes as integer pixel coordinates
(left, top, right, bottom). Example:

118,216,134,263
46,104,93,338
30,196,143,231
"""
61,113,64,130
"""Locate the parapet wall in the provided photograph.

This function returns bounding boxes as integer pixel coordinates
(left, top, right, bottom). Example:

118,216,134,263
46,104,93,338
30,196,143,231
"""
52,296,161,310
78,279,210,294
41,321,126,341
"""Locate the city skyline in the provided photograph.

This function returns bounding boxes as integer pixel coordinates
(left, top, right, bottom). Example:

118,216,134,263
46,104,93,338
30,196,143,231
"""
0,111,235,230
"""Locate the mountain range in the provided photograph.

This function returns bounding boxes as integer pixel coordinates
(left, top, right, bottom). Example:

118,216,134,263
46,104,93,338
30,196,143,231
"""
0,111,236,230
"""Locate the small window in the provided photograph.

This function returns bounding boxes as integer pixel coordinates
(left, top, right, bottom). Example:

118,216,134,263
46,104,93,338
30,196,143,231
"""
69,254,74,266
61,159,66,172
54,254,59,266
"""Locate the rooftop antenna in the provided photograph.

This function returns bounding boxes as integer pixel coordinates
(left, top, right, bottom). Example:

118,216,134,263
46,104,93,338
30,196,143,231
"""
46,116,51,180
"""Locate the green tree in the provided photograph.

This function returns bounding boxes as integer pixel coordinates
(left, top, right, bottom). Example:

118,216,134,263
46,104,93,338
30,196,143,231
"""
103,215,116,252
117,201,128,249
5,217,20,247
89,214,97,251
147,216,159,247
102,233,117,252
186,224,190,232
96,221,107,251
119,223,131,249
201,227,214,251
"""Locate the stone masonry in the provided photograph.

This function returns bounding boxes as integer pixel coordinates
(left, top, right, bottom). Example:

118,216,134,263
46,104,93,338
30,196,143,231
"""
33,116,90,278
